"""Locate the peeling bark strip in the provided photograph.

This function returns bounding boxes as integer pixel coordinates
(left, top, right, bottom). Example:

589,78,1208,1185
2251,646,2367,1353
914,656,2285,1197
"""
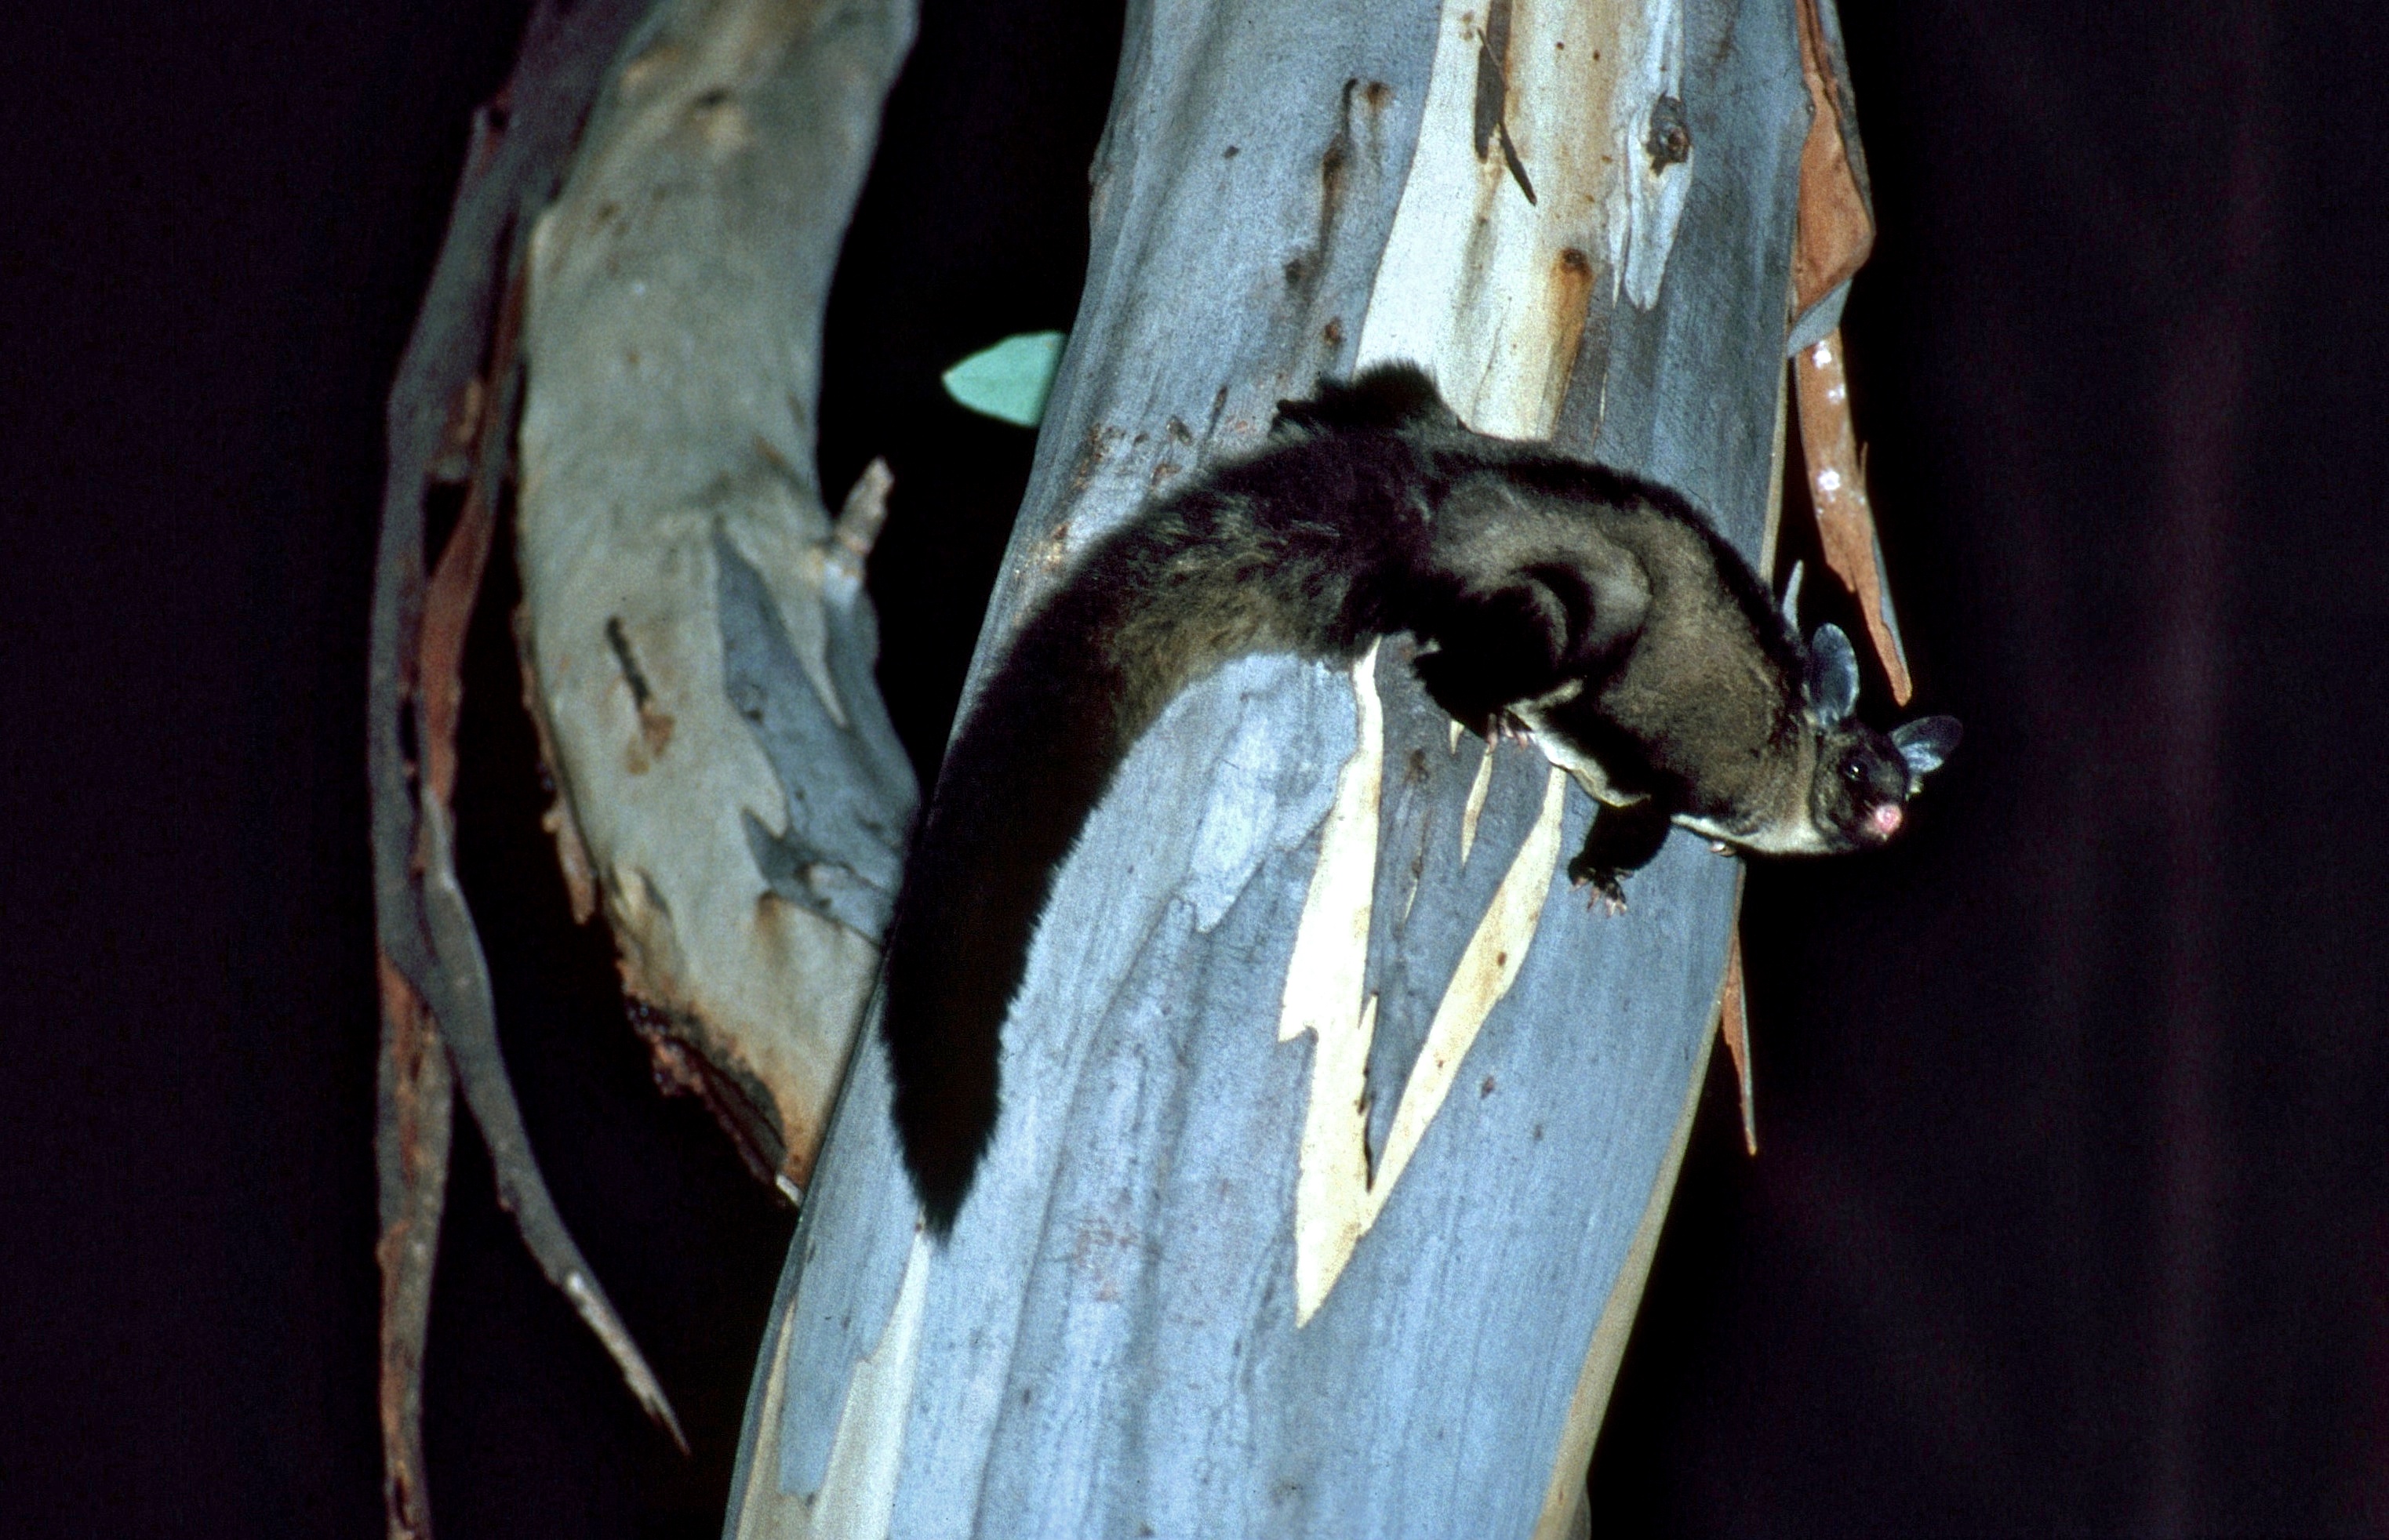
414,168,692,1461
372,0,918,1527
1788,0,1874,318
368,2,662,1534
419,732,691,1451
727,0,1838,1533
373,953,449,1540
1717,926,1755,1155
1777,0,1911,708
1793,329,1912,702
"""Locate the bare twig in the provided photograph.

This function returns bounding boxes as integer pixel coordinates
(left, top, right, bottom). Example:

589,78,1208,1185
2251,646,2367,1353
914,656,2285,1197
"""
373,953,451,1540
366,2,671,1532
416,795,687,1447
413,240,688,1447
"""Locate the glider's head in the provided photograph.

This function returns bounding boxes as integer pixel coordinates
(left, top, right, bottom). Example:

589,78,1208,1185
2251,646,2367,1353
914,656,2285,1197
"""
1802,623,1962,851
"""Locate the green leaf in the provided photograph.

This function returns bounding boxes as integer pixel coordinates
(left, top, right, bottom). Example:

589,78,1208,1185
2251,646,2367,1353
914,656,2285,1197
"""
940,331,1066,427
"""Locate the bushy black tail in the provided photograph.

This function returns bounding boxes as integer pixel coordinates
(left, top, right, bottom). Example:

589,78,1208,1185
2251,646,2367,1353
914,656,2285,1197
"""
879,568,1136,1234
882,381,1426,1233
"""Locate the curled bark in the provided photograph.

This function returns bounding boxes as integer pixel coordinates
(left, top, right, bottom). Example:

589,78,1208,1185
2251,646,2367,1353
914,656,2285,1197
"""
371,5,666,1534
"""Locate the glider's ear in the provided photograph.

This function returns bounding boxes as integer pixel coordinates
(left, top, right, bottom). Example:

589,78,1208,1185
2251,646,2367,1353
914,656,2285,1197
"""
1271,362,1456,437
1891,715,1964,783
1806,623,1860,725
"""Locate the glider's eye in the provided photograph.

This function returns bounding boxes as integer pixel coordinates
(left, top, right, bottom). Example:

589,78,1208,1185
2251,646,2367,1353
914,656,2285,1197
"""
1839,758,1866,784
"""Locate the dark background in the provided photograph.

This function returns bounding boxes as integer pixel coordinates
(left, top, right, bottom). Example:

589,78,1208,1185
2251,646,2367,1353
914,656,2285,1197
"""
5,0,2384,1535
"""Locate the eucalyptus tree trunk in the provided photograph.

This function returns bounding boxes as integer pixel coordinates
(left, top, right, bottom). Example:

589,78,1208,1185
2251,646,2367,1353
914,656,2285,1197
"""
724,0,1877,1532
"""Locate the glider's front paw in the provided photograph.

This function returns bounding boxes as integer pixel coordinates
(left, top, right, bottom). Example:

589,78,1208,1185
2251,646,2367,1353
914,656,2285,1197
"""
1566,853,1629,915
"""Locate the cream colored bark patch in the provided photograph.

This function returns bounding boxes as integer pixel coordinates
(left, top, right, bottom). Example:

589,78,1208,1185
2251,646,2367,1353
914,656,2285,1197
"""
728,1233,933,1540
818,1233,932,1536
1279,644,1569,1324
1356,0,1690,437
1278,647,1387,1323
1459,739,1497,865
728,1295,803,1540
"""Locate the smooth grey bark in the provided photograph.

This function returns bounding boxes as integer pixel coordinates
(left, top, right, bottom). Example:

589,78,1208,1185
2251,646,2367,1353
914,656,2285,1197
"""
515,0,920,1196
725,0,1852,1533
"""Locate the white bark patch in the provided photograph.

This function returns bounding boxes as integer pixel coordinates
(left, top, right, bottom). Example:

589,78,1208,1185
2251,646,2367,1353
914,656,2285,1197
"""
1615,0,1691,308
1279,643,1569,1323
1278,646,1387,1323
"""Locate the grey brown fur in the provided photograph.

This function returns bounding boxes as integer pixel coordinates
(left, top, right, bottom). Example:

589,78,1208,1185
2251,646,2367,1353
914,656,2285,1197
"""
882,365,1958,1233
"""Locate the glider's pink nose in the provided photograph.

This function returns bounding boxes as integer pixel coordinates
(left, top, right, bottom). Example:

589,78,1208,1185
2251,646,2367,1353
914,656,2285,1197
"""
1870,802,1904,837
